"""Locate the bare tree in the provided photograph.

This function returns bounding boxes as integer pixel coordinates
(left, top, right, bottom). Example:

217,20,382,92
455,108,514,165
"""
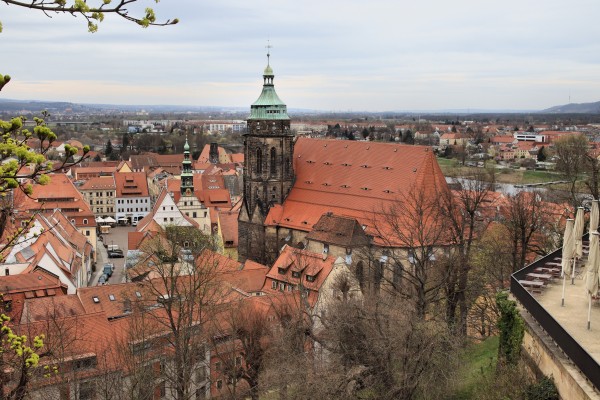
501,191,546,272
441,171,493,336
132,225,222,400
370,183,449,319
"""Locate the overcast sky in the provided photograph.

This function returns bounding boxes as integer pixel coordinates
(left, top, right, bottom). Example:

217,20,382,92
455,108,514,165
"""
1,0,600,112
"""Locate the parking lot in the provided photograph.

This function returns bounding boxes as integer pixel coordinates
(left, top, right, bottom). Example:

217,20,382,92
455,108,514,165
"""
89,226,135,286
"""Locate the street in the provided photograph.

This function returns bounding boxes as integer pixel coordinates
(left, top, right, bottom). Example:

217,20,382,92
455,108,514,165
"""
89,226,135,286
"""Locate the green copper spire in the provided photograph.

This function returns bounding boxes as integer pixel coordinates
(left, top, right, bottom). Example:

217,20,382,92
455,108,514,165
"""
181,136,193,195
249,48,289,121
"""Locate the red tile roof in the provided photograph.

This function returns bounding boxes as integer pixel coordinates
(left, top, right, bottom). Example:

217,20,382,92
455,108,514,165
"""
114,172,149,197
78,175,116,190
265,139,448,246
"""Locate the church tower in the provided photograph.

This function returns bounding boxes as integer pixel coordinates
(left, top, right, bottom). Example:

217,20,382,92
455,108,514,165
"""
180,137,194,196
238,51,295,264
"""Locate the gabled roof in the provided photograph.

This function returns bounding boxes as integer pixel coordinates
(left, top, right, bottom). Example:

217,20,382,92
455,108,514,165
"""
265,139,448,246
306,213,370,247
114,172,149,197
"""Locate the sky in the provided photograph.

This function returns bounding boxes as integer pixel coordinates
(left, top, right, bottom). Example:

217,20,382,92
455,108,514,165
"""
1,0,600,112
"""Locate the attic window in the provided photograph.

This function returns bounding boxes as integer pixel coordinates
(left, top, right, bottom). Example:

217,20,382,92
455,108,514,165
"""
108,294,115,301
341,184,350,188
394,148,398,152
306,275,315,282
92,296,100,303
366,146,370,150
323,161,332,165
341,163,351,166
304,181,313,184
383,166,392,170
413,168,417,172
360,164,369,168
383,189,393,193
306,160,315,164
284,218,291,222
302,221,309,225
278,268,286,275
361,187,370,191
322,183,331,186
292,271,300,278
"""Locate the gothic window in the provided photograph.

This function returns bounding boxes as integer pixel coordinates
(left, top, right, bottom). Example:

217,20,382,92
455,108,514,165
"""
270,147,277,175
256,148,263,174
284,156,290,176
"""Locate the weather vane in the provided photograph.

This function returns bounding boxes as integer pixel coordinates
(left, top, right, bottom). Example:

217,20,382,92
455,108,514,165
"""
266,40,273,65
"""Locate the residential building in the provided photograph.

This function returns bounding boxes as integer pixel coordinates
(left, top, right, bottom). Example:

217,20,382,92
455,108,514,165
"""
114,172,151,224
13,173,98,259
78,176,116,218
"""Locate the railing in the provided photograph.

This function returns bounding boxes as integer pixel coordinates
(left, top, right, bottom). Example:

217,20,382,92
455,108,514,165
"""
511,240,600,391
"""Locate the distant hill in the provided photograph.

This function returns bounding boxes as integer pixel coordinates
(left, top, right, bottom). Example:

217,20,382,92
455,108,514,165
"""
542,101,600,114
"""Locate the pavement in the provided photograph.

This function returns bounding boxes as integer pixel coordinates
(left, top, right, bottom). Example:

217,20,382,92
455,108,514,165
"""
88,226,135,287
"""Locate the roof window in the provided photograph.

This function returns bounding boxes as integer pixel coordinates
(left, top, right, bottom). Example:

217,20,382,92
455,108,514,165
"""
108,294,115,301
341,184,350,188
383,166,393,170
361,187,370,191
306,160,315,164
341,163,351,166
360,164,370,168
92,296,100,303
383,189,393,194
304,180,313,184
135,291,142,298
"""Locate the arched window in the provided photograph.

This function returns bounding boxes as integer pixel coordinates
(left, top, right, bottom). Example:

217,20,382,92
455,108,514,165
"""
270,147,277,175
256,148,263,174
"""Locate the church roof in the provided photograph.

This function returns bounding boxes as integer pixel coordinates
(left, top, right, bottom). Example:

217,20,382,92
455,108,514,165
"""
265,138,449,246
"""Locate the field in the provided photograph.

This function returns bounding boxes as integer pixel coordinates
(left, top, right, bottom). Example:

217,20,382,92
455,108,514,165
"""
437,157,563,185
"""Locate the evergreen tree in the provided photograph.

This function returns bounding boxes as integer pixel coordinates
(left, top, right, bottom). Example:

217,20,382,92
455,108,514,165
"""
537,146,547,162
105,139,113,157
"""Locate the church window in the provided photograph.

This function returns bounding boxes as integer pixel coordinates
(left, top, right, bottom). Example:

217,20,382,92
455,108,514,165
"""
270,147,277,175
284,157,290,176
256,149,263,174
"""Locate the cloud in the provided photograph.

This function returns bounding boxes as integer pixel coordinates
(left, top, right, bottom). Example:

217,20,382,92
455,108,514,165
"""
1,0,600,110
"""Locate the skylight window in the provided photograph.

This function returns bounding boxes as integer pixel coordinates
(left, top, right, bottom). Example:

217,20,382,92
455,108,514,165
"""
92,296,100,303
109,294,115,301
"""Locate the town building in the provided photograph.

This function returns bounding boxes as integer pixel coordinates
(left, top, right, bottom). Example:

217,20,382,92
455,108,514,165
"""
78,176,116,218
114,172,151,224
13,173,98,260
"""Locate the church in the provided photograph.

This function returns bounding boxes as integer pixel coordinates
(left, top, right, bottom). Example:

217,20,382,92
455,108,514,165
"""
238,55,449,281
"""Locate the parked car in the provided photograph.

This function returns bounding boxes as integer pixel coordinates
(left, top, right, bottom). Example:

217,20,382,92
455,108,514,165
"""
108,249,124,258
103,263,115,277
98,274,108,285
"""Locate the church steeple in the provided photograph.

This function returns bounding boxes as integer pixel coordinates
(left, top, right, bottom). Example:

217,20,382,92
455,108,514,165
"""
239,47,295,264
180,136,194,196
248,48,289,121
